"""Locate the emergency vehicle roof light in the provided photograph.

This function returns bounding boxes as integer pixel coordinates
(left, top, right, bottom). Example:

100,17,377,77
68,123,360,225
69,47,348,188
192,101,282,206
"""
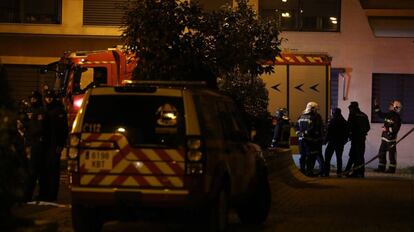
114,85,157,93
122,80,207,87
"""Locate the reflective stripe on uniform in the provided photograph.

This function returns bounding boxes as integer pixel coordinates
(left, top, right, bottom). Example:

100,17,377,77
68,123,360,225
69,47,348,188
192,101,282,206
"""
381,137,396,142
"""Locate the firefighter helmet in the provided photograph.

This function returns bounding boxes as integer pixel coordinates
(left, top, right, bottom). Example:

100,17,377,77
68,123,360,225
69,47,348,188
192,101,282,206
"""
275,108,289,121
392,100,402,113
304,101,318,114
30,90,42,103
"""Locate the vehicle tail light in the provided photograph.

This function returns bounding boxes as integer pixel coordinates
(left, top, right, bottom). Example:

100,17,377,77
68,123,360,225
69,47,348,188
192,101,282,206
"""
186,137,205,175
73,95,84,111
67,133,80,172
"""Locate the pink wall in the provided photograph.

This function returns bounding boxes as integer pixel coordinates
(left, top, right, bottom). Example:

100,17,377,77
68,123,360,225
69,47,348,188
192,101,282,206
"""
281,0,414,168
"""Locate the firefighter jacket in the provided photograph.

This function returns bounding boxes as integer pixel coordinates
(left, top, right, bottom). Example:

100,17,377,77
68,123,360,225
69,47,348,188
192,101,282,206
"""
348,110,370,140
45,101,69,156
295,112,324,144
272,118,290,148
325,113,348,145
374,107,401,142
26,104,46,146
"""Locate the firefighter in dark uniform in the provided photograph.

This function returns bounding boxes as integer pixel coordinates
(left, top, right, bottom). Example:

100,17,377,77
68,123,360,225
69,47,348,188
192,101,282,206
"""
270,108,291,148
323,108,348,177
373,100,402,173
44,90,69,201
296,102,325,176
344,101,370,178
25,90,48,201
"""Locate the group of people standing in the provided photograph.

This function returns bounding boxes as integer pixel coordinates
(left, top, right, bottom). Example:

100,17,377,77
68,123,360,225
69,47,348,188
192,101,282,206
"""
17,89,68,202
271,99,402,178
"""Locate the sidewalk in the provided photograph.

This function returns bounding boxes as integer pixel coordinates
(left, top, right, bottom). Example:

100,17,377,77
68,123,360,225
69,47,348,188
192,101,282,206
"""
261,150,414,232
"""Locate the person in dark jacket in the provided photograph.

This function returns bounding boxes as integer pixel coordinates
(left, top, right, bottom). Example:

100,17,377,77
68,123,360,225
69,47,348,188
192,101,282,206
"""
296,102,325,176
323,108,348,177
270,108,290,148
344,101,370,178
44,90,69,201
25,90,48,201
373,100,402,173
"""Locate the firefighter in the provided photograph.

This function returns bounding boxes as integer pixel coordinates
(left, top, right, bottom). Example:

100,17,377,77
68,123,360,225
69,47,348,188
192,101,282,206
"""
344,101,370,178
25,90,48,201
323,108,348,177
295,102,325,176
373,100,402,173
270,108,290,148
44,90,69,201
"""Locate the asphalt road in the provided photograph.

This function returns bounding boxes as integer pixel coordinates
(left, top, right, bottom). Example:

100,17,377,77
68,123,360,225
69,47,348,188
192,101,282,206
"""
8,167,413,232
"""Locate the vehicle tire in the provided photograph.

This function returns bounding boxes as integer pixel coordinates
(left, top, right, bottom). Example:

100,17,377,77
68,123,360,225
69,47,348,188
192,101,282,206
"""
236,166,271,224
71,204,103,232
208,187,229,232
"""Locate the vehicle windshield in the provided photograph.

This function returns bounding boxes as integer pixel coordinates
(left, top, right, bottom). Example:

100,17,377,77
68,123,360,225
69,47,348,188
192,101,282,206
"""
53,61,108,95
53,60,71,93
82,95,185,148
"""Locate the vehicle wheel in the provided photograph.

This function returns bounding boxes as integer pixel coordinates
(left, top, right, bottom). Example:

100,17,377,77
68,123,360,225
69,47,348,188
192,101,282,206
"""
236,167,271,224
208,187,229,232
71,204,103,232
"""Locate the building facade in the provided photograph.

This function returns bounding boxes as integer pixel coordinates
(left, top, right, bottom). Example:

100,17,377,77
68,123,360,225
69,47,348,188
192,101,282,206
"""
1,0,413,167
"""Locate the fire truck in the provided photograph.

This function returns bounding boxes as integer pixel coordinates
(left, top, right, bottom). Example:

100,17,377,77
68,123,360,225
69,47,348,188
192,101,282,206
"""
44,47,137,123
261,52,332,153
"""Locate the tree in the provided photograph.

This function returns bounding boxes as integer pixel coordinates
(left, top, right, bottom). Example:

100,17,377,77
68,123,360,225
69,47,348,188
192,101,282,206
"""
122,0,213,84
122,0,281,146
122,0,281,86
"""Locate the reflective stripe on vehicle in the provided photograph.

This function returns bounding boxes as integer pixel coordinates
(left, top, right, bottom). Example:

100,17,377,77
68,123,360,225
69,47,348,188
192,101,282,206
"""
79,133,185,188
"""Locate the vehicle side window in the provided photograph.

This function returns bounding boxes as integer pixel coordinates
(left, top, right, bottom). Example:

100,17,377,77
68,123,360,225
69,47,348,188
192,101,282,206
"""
93,67,107,84
217,101,249,142
193,95,223,141
74,67,108,94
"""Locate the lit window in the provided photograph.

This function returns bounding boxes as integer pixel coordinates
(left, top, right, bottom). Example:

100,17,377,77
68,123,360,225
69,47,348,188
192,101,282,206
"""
259,0,341,32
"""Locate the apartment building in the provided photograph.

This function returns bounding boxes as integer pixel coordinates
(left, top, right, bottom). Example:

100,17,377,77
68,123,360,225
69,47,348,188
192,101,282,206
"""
1,0,413,167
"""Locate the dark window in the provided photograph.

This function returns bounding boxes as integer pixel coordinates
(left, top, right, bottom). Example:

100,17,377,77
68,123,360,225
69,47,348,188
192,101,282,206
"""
93,67,107,85
0,0,61,24
371,73,414,124
83,0,129,26
259,0,341,32
217,101,249,141
330,68,343,111
83,95,185,147
193,95,224,141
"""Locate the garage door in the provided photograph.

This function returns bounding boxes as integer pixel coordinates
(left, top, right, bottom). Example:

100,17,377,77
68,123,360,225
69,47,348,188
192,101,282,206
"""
4,64,55,102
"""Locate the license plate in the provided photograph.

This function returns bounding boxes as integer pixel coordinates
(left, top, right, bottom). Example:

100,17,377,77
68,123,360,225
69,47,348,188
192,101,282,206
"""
83,150,115,170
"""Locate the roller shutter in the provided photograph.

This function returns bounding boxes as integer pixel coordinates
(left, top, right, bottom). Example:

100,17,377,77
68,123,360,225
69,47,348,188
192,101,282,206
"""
83,0,129,26
4,64,55,102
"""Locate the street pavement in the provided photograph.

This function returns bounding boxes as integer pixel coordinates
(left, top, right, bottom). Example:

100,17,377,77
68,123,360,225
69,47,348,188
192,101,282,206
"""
7,152,414,232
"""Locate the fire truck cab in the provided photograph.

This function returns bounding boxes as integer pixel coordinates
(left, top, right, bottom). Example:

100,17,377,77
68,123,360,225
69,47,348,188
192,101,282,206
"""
44,47,136,123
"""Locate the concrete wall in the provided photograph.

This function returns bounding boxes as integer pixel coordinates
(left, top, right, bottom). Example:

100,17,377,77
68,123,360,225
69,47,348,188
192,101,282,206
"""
278,0,414,168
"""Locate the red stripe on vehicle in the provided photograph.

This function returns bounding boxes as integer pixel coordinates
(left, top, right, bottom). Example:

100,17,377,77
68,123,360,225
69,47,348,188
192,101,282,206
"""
111,174,128,186
155,149,174,161
132,175,150,186
88,170,110,185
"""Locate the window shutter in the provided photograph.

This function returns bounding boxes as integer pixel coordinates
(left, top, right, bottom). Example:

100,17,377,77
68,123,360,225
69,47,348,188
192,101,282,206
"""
83,0,129,26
